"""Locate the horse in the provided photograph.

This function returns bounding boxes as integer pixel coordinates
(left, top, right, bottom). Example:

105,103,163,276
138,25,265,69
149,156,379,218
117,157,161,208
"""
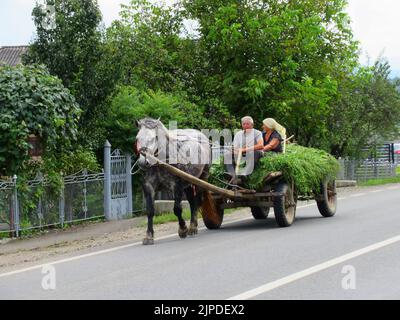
135,118,211,245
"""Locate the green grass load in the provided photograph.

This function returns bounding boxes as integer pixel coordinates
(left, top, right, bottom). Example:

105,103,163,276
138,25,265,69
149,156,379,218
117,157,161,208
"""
209,144,339,195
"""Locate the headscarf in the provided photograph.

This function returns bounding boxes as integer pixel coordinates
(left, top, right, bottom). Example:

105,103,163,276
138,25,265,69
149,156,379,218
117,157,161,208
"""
262,118,287,153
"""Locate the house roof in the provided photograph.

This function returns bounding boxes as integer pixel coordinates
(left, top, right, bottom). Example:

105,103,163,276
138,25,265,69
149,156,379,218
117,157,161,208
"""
0,46,28,66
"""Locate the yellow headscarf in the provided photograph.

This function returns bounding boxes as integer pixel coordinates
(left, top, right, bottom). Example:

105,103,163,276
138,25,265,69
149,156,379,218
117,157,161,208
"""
262,118,287,153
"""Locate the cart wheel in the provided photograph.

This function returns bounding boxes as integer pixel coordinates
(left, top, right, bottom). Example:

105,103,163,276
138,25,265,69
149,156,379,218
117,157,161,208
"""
250,206,270,220
316,180,337,217
273,182,297,227
201,191,224,229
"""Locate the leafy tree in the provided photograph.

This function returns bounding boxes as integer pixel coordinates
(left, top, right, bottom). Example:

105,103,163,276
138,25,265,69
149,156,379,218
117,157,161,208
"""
103,0,196,93
0,65,81,175
23,0,113,147
105,86,237,151
329,59,400,157
183,0,359,148
22,0,400,158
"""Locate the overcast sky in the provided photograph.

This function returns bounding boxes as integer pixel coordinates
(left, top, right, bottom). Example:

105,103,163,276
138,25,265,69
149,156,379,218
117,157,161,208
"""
1,0,399,77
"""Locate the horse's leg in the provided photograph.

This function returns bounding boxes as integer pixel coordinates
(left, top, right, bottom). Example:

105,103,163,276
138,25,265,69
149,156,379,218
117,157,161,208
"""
143,183,156,245
174,186,188,238
185,186,199,236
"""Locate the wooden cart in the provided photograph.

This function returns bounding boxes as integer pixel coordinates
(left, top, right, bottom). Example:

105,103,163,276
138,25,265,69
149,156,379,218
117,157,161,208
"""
143,153,337,229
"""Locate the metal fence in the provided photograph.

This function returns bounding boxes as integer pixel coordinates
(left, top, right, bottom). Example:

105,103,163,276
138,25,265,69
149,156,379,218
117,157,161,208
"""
0,178,16,235
338,159,398,181
0,170,105,237
0,142,145,238
0,142,241,237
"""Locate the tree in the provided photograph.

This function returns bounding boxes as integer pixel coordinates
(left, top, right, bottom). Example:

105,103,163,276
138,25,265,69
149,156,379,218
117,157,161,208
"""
23,0,400,158
103,0,193,93
329,59,400,157
0,65,81,175
105,86,237,151
102,0,237,132
183,0,359,148
23,0,113,148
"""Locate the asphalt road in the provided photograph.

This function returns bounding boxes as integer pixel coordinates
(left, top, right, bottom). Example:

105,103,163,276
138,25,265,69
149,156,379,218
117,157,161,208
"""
1,184,400,300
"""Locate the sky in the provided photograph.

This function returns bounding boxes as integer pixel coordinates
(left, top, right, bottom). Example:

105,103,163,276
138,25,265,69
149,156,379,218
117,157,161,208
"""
0,0,399,77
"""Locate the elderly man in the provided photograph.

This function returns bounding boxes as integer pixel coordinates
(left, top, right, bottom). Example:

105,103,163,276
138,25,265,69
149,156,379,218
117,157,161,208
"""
225,116,264,185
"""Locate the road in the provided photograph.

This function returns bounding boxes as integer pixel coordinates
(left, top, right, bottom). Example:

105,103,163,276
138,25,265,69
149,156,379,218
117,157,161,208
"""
1,184,400,300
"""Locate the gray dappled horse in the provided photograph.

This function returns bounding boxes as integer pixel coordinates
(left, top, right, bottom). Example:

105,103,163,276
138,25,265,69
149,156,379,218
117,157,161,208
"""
135,118,211,245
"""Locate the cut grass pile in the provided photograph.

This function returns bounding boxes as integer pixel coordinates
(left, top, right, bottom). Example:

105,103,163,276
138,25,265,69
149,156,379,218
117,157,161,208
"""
209,144,340,195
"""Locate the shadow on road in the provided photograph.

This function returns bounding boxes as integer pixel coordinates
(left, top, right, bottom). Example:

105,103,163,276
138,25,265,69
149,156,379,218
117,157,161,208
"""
218,215,331,232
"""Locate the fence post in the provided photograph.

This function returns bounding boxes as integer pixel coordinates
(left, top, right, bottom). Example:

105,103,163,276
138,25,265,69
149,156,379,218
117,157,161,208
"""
364,160,367,181
126,153,133,217
350,160,355,181
59,173,65,228
37,172,44,226
338,158,344,180
104,140,112,220
12,175,20,238
83,169,88,219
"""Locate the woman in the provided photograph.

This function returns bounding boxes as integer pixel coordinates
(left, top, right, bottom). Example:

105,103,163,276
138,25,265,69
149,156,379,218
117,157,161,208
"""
262,118,286,153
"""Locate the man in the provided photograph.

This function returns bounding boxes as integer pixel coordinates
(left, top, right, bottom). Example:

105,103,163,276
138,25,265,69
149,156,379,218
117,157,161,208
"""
225,116,264,185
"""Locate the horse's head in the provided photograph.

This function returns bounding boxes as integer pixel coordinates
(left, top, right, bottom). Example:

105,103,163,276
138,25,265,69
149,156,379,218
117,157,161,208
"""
135,118,162,168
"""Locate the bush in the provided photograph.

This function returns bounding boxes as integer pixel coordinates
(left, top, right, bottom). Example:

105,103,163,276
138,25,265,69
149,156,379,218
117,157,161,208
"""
58,148,101,175
0,65,81,176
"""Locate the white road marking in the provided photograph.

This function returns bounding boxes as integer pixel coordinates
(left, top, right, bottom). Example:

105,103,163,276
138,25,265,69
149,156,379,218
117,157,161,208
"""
296,203,316,209
349,193,367,197
370,190,384,193
227,234,400,300
0,204,316,279
386,186,400,190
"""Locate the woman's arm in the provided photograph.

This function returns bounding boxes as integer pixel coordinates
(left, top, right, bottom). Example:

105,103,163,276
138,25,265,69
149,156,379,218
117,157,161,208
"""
263,138,280,152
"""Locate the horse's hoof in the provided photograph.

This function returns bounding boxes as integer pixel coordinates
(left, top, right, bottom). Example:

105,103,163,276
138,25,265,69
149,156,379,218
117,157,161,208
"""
188,226,198,236
142,237,154,245
178,226,188,239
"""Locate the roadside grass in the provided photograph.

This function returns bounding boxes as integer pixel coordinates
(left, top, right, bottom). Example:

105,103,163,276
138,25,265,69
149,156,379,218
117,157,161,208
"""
359,175,400,187
0,216,106,241
0,231,11,240
1,207,241,241
139,208,239,227
397,166,400,175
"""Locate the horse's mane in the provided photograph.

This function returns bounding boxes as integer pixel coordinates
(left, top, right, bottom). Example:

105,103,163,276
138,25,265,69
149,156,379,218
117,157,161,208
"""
138,117,210,173
139,118,161,129
139,118,179,141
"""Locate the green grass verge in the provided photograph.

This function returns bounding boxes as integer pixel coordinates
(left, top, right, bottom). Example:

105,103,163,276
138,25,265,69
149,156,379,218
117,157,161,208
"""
359,175,400,186
0,216,106,240
139,208,239,227
396,166,400,175
0,231,11,240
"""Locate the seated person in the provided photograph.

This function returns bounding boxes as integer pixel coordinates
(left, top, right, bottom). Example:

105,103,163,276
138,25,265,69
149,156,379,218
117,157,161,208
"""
225,116,264,185
262,118,286,153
